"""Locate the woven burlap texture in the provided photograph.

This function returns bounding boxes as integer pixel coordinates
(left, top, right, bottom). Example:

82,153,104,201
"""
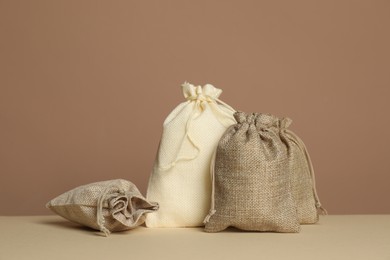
46,179,159,236
146,82,236,227
204,112,300,233
278,118,325,224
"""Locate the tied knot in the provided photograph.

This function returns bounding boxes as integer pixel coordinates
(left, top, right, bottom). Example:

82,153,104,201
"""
108,193,129,215
279,117,292,129
255,113,279,129
97,186,130,236
235,112,290,131
182,82,222,102
99,188,130,213
234,111,257,124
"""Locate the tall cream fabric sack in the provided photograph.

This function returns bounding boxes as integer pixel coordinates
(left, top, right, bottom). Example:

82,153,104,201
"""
146,82,236,227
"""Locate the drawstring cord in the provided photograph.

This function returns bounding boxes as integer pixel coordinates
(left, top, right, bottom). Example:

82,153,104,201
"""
214,98,236,114
158,92,236,172
157,101,202,171
203,148,217,224
97,187,127,237
284,129,328,215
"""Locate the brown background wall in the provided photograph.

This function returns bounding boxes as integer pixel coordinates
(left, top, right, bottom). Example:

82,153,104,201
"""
1,0,389,215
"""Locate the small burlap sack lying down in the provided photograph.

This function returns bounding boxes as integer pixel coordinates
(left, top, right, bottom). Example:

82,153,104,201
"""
204,112,300,233
46,179,159,236
278,117,326,224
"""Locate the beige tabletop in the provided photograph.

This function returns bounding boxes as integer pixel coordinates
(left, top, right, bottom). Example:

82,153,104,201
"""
1,215,389,260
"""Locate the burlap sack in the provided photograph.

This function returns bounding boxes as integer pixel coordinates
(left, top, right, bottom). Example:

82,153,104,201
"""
46,179,159,236
146,82,236,227
278,117,326,224
204,112,300,233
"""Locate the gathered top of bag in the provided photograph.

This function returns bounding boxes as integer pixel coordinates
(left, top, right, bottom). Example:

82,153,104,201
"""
182,82,223,102
234,111,326,221
234,111,292,131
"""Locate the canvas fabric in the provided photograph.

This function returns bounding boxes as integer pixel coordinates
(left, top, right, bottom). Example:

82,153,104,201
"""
204,112,300,233
46,179,159,236
278,117,326,224
145,82,236,227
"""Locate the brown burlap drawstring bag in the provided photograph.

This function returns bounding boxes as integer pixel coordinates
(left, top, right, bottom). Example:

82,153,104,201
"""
278,117,326,224
204,112,300,233
46,179,159,236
